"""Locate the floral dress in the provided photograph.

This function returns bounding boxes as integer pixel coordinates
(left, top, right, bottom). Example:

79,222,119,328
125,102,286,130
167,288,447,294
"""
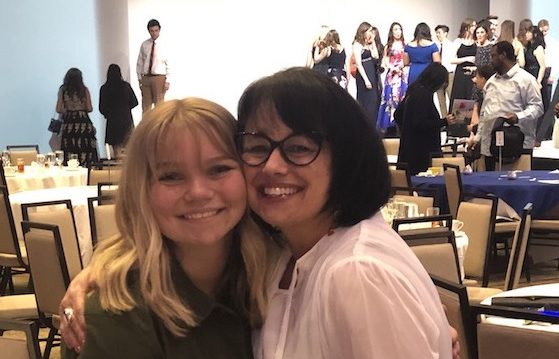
377,41,408,132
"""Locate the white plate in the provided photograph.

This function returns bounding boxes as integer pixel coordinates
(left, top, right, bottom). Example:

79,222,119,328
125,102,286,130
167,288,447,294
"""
64,166,82,171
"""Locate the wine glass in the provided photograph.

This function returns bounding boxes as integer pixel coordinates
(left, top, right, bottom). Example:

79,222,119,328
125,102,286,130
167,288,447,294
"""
54,150,64,167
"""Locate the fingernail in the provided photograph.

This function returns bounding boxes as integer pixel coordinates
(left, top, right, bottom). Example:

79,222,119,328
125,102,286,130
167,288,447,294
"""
76,346,81,353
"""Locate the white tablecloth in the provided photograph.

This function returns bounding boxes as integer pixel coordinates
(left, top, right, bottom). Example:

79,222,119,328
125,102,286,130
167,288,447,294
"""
481,283,559,333
4,166,87,193
9,185,97,265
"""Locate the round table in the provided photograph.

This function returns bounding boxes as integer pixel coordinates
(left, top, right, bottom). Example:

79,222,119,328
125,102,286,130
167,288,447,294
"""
4,165,87,193
9,185,97,265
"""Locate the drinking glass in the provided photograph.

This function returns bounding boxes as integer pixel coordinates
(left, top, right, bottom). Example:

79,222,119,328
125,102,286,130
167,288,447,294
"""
45,152,55,168
426,207,441,227
54,150,64,167
1,150,10,167
36,154,46,167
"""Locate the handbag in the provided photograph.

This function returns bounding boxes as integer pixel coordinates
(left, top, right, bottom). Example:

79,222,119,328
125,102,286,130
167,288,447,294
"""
48,114,62,134
490,117,524,163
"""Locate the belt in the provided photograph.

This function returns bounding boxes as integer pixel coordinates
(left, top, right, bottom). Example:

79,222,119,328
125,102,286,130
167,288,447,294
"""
143,74,165,77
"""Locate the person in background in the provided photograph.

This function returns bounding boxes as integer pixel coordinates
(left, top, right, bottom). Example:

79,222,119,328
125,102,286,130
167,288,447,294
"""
404,22,441,85
450,18,477,112
497,20,525,66
396,63,456,175
539,19,559,141
99,64,138,158
486,14,500,43
435,24,456,117
517,18,534,68
56,67,99,166
61,98,274,358
352,22,382,128
324,29,348,89
137,19,171,112
473,41,543,170
306,25,330,69
378,22,408,136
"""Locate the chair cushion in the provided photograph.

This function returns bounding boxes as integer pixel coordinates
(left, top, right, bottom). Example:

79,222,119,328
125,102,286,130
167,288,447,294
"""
0,294,38,319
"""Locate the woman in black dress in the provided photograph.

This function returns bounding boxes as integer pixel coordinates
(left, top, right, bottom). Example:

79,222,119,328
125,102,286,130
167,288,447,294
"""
56,68,99,166
395,63,456,175
352,22,382,129
99,64,139,158
325,29,348,89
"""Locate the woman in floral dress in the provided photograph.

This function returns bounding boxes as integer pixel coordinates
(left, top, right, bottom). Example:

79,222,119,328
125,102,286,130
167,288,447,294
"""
378,22,408,136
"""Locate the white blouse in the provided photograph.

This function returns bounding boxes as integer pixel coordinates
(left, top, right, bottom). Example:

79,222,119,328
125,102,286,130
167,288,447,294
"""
253,213,452,359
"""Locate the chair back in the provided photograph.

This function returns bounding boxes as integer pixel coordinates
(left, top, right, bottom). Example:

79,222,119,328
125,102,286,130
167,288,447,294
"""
458,195,498,286
392,194,434,217
87,163,122,186
21,222,71,321
432,155,465,171
500,150,532,171
382,138,400,156
0,319,41,359
503,203,533,291
443,164,463,218
21,200,82,279
431,275,474,359
6,145,39,166
473,304,559,359
390,164,412,193
96,182,119,202
87,197,118,248
0,185,26,268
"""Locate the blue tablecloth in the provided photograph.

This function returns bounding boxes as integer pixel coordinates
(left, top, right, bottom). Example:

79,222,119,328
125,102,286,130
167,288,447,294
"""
412,170,559,219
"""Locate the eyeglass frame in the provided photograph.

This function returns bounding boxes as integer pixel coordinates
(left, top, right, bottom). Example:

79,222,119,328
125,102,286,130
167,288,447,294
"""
235,131,325,167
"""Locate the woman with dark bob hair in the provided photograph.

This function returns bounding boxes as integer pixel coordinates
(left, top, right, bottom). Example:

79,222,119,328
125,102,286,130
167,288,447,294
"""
236,67,453,358
396,63,456,174
60,68,457,358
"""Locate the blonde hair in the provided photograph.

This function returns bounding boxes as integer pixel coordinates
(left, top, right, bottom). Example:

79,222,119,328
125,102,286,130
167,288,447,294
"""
89,98,275,336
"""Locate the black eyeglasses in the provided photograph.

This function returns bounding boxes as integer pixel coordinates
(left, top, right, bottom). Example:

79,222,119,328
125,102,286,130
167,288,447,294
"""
236,131,324,166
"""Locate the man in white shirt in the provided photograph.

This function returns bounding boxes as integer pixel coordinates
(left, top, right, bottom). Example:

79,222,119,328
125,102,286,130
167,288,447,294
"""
474,41,543,170
136,19,171,112
435,25,456,117
486,15,499,43
537,19,558,141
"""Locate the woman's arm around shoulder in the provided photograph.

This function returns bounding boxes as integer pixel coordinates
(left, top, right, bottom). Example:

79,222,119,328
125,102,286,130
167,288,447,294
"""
319,258,451,359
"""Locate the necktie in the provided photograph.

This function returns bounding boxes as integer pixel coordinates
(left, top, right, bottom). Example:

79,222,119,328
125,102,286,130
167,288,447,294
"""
148,40,155,75
440,42,443,58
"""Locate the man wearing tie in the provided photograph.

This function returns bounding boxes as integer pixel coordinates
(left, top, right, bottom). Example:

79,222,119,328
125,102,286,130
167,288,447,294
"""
434,25,456,117
136,19,171,112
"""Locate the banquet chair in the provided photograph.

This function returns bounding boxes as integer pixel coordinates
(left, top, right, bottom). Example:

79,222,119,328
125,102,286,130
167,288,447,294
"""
503,203,532,291
0,319,41,359
96,182,118,202
21,221,71,359
382,138,399,157
6,145,39,166
443,164,518,242
87,162,122,186
431,153,465,171
390,164,412,194
431,275,475,359
21,200,82,279
458,195,498,287
0,185,29,295
87,196,118,248
392,214,453,244
472,304,559,359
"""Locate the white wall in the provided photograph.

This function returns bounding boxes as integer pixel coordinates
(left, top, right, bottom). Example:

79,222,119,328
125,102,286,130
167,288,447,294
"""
1,0,494,152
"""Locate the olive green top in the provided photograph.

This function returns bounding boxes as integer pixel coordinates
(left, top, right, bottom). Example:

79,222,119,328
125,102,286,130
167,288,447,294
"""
62,259,253,359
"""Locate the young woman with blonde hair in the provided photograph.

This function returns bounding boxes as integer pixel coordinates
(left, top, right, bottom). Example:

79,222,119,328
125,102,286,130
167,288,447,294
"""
61,98,275,358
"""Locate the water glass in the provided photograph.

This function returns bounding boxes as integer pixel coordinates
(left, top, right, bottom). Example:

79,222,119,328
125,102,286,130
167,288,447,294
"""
45,152,55,168
36,154,46,167
426,207,441,227
1,150,10,167
54,150,64,167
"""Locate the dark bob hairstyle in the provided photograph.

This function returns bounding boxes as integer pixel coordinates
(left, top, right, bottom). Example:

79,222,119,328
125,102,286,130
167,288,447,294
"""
236,67,390,227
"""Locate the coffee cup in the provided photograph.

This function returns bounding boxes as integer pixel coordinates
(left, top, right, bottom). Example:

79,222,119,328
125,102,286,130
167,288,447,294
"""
452,219,464,232
67,159,79,168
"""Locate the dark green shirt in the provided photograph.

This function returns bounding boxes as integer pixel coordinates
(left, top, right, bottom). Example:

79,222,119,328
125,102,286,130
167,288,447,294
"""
62,260,253,359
